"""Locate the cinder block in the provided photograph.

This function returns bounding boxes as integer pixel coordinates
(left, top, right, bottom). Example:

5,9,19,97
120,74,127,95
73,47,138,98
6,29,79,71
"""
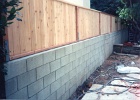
6,77,17,96
65,45,73,55
57,85,66,99
51,78,62,94
62,62,72,74
27,54,43,71
90,45,95,51
28,95,37,100
50,59,61,72
56,66,66,80
61,55,70,66
72,59,79,68
83,48,87,55
72,43,80,52
69,52,76,62
81,75,87,84
69,76,77,89
37,85,51,100
18,69,36,89
76,65,81,74
62,90,70,100
81,62,86,71
70,84,77,97
61,73,70,85
37,63,50,79
84,40,90,47
78,57,83,65
43,50,55,64
86,58,91,67
57,96,62,100
69,68,77,79
46,92,57,100
75,50,82,59
7,87,28,99
28,79,43,97
65,81,70,91
44,72,55,87
5,59,26,80
55,48,65,59
84,53,89,61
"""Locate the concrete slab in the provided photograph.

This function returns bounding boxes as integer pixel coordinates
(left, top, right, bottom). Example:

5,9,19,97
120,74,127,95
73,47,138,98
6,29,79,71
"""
82,84,140,100
127,74,140,80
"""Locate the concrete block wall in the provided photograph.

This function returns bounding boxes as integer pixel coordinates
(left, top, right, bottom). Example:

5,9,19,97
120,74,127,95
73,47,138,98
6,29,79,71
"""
5,30,127,100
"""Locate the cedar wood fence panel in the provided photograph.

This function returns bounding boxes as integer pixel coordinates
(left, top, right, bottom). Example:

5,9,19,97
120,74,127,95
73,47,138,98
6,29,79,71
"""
7,0,121,60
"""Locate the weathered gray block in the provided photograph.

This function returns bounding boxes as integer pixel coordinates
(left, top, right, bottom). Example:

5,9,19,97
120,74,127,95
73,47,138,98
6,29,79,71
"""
84,40,90,47
7,87,28,99
28,79,43,97
69,76,77,89
86,58,91,67
5,59,26,80
70,68,77,79
75,50,82,59
37,85,51,100
62,90,70,100
51,78,62,94
44,72,55,87
78,57,83,65
46,92,57,100
27,54,43,71
61,55,69,66
70,84,77,97
69,52,76,62
65,45,73,55
18,69,36,89
57,85,66,99
72,43,81,52
66,63,73,72
61,73,70,85
28,95,37,100
37,63,50,79
56,66,66,80
6,77,17,96
55,48,65,59
86,46,91,53
50,59,61,72
73,58,80,67
57,96,62,100
43,50,55,64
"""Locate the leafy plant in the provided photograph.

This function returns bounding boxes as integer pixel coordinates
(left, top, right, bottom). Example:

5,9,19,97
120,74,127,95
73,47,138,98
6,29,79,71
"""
0,0,23,98
0,0,23,72
116,0,140,42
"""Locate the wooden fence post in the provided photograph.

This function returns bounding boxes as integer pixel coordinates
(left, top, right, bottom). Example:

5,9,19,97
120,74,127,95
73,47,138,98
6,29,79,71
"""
110,16,112,33
75,6,79,41
99,12,101,35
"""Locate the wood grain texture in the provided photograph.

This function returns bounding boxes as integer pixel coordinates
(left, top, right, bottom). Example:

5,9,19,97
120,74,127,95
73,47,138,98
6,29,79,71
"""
7,0,76,59
77,7,100,40
100,13,111,34
7,0,119,60
111,16,118,32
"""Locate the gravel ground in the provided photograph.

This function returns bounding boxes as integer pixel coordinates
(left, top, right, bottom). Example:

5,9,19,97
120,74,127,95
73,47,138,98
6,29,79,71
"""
68,53,140,100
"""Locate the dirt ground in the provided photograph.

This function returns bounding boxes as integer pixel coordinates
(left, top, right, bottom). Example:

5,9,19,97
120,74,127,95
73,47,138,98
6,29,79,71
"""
68,53,140,100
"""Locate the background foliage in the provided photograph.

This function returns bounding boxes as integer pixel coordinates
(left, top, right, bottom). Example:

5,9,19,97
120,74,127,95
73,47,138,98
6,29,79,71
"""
91,0,140,42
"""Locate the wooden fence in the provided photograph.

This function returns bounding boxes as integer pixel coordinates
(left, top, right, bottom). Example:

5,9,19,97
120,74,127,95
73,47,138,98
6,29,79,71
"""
7,0,122,60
